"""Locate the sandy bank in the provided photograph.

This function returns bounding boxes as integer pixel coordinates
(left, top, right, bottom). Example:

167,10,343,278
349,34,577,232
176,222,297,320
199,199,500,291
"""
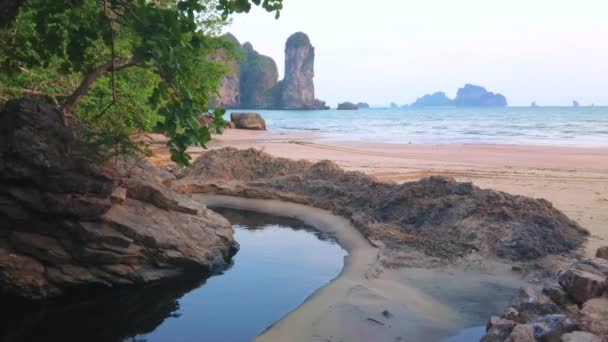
198,195,529,342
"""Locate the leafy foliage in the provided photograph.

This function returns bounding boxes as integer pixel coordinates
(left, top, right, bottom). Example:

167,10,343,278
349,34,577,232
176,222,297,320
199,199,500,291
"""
0,0,282,165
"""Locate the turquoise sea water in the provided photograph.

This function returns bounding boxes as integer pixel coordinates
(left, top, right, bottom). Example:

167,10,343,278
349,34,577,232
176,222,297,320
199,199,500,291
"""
227,107,608,147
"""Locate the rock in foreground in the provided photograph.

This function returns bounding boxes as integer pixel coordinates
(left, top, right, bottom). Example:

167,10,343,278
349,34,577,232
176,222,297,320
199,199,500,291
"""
173,148,588,263
230,112,266,130
0,98,236,299
481,255,608,341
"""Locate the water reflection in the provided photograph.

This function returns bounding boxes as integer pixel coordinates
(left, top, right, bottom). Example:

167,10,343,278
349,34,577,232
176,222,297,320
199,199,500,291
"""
0,208,346,342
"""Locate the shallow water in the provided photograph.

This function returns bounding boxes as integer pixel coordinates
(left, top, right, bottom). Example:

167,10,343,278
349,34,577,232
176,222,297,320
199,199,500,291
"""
225,107,608,147
0,209,346,342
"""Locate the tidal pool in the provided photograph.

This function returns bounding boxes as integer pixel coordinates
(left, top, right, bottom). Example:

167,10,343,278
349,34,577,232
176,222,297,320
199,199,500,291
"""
0,208,346,342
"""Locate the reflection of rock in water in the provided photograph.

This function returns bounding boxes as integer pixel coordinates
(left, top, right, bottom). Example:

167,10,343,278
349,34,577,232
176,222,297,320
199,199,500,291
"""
212,207,337,243
0,273,219,342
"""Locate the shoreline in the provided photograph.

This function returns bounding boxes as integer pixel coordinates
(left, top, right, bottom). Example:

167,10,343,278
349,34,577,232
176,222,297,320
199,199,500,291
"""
197,195,528,342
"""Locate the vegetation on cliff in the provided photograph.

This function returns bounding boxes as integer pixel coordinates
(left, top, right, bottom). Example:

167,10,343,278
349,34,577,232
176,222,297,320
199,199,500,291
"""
0,0,283,165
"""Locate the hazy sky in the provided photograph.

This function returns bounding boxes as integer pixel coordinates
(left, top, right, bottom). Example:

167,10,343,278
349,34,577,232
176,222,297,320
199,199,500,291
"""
226,0,608,106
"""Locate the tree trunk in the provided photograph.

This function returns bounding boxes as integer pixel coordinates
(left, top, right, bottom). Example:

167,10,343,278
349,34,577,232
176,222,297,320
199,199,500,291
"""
62,61,114,116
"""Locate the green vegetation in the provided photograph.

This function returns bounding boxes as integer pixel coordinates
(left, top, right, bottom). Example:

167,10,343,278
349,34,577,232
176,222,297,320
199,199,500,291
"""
0,0,283,165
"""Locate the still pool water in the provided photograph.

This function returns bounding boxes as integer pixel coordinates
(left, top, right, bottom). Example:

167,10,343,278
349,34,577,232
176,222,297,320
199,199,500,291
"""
0,209,346,342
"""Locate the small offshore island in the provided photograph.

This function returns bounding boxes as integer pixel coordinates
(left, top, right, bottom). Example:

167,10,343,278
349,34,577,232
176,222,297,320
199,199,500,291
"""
1,1,608,342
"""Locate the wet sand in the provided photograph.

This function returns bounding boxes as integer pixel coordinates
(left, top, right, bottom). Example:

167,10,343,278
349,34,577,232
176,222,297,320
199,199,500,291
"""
198,195,527,342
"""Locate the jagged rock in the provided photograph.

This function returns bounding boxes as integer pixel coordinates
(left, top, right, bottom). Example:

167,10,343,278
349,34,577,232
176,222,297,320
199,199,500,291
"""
558,259,608,304
337,102,358,110
229,112,266,130
560,331,602,342
531,314,578,341
0,97,236,299
173,148,588,263
453,84,508,107
411,92,453,107
483,317,517,342
579,297,608,336
596,246,608,260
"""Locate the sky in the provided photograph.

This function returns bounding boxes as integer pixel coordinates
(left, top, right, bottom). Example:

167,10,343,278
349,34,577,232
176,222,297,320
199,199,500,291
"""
226,0,608,106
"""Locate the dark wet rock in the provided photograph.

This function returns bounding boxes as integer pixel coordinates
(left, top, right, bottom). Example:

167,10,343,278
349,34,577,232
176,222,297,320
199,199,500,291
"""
531,314,578,341
483,316,517,342
509,288,563,323
453,84,508,107
411,92,453,107
558,258,608,304
596,246,608,260
0,97,235,299
173,148,588,263
543,281,575,307
229,112,266,130
337,102,358,110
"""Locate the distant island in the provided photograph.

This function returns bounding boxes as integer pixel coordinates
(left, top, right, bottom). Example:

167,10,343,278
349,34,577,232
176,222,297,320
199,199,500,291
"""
411,84,508,107
212,32,328,110
337,102,358,110
357,102,370,109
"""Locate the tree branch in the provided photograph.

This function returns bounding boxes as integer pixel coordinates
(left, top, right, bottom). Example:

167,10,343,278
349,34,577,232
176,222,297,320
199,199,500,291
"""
61,58,142,116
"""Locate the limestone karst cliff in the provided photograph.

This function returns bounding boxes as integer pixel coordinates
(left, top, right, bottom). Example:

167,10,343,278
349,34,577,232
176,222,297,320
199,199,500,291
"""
213,32,327,110
410,84,508,107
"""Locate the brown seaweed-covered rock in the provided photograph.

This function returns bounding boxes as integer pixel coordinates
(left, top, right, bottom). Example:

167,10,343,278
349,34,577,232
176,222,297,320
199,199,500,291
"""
0,97,236,299
173,147,588,262
596,246,608,260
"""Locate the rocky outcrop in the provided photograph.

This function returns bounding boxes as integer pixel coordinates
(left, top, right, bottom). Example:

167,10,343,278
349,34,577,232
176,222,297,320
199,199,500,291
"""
239,42,279,108
337,102,358,110
229,112,266,130
172,148,588,263
481,255,608,341
276,32,327,110
0,97,236,299
411,92,453,107
453,84,507,107
209,33,241,108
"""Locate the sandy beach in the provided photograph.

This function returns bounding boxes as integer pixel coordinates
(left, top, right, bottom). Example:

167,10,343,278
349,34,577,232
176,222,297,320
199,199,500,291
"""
147,129,608,258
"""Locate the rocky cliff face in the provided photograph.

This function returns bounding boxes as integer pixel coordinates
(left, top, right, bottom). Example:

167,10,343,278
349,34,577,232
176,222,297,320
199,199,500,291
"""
279,32,317,109
0,97,236,299
453,84,507,107
209,34,241,108
239,42,279,108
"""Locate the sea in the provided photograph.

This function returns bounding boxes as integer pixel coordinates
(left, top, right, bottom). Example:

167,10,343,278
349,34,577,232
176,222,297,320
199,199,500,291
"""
226,107,608,147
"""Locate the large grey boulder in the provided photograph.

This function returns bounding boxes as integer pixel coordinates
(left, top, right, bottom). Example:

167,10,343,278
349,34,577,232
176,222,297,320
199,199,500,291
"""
230,112,266,130
558,258,608,304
